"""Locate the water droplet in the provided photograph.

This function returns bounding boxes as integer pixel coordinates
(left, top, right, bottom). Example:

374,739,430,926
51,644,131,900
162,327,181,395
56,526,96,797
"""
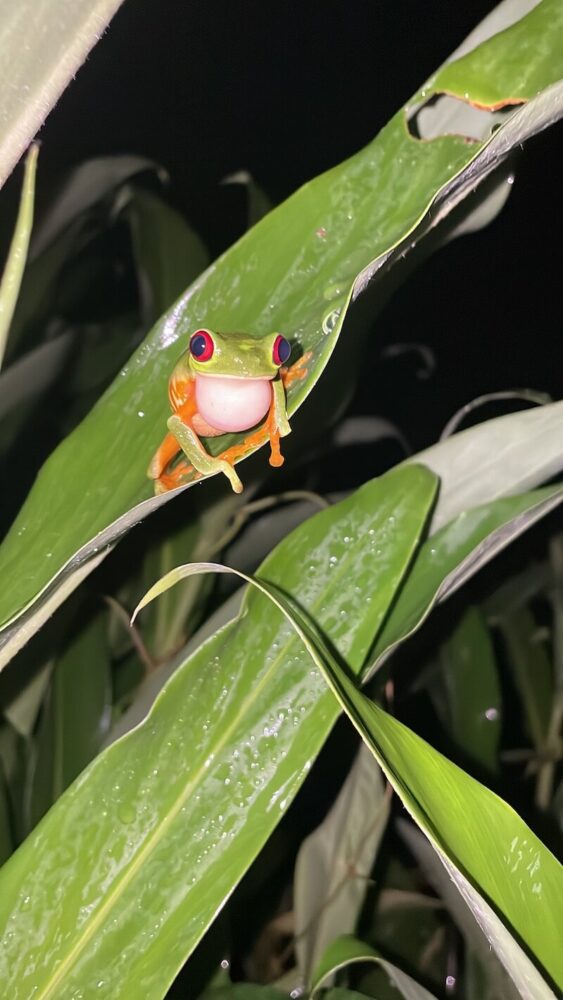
117,804,136,825
323,282,343,300
322,308,340,336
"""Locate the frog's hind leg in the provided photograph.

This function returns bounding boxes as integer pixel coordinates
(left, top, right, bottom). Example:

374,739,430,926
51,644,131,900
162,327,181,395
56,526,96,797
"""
147,377,197,484
147,431,183,481
154,458,198,494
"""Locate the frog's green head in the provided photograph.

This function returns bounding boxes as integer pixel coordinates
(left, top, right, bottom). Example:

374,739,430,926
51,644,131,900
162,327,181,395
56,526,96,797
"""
186,329,291,379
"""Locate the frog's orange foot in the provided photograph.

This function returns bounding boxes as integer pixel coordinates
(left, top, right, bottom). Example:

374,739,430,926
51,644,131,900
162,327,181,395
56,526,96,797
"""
282,350,312,389
154,459,198,494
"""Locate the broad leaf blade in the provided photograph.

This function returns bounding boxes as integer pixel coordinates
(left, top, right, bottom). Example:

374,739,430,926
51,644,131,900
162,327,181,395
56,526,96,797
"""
301,632,563,992
1,2,562,663
0,467,436,998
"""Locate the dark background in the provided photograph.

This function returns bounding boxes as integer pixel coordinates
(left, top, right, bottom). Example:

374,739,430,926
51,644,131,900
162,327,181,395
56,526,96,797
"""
3,0,562,450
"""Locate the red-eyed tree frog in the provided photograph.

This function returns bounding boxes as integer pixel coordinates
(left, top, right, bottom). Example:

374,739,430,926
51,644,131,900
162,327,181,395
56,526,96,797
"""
148,328,310,494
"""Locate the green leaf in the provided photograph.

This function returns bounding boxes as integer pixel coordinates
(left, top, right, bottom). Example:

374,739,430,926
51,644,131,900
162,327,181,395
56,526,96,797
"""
427,0,563,108
433,607,502,774
0,466,436,999
0,144,38,369
144,560,563,993
294,745,389,985
294,626,563,992
371,486,563,669
0,1,125,188
311,934,439,1000
1,2,562,665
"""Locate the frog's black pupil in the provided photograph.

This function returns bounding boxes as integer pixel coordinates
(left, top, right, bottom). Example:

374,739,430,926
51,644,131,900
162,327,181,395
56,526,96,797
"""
277,337,291,364
191,334,208,358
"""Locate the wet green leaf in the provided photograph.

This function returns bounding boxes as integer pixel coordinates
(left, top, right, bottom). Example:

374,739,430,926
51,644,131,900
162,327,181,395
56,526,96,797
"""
298,627,563,992
1,2,562,665
149,561,563,993
0,466,436,999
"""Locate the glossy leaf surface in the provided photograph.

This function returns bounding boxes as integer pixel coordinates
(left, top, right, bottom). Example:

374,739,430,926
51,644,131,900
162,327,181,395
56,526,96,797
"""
0,467,436,998
135,553,563,992
1,1,562,656
303,627,563,991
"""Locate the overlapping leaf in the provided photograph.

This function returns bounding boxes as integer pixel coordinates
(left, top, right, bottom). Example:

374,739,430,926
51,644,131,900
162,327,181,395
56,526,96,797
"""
0,1,562,668
0,467,436,999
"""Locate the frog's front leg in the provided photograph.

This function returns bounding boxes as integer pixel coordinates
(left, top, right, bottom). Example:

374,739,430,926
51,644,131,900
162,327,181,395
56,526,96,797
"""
167,414,244,494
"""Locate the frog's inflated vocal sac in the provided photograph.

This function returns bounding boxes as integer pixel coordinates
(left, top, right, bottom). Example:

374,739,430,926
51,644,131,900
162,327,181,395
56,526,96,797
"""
148,328,308,494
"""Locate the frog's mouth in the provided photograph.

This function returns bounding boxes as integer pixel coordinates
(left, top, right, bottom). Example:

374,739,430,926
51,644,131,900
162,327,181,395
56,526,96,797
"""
194,373,273,433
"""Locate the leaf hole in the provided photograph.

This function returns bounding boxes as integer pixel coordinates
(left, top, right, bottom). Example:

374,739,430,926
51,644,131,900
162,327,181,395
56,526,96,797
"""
407,92,511,143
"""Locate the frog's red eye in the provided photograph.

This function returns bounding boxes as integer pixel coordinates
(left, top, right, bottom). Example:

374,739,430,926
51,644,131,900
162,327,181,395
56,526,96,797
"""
273,335,291,366
190,330,214,362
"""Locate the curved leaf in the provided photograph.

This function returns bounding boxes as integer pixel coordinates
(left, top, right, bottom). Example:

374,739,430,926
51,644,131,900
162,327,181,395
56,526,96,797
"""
0,467,436,999
138,557,563,992
311,934,439,1000
1,2,562,665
